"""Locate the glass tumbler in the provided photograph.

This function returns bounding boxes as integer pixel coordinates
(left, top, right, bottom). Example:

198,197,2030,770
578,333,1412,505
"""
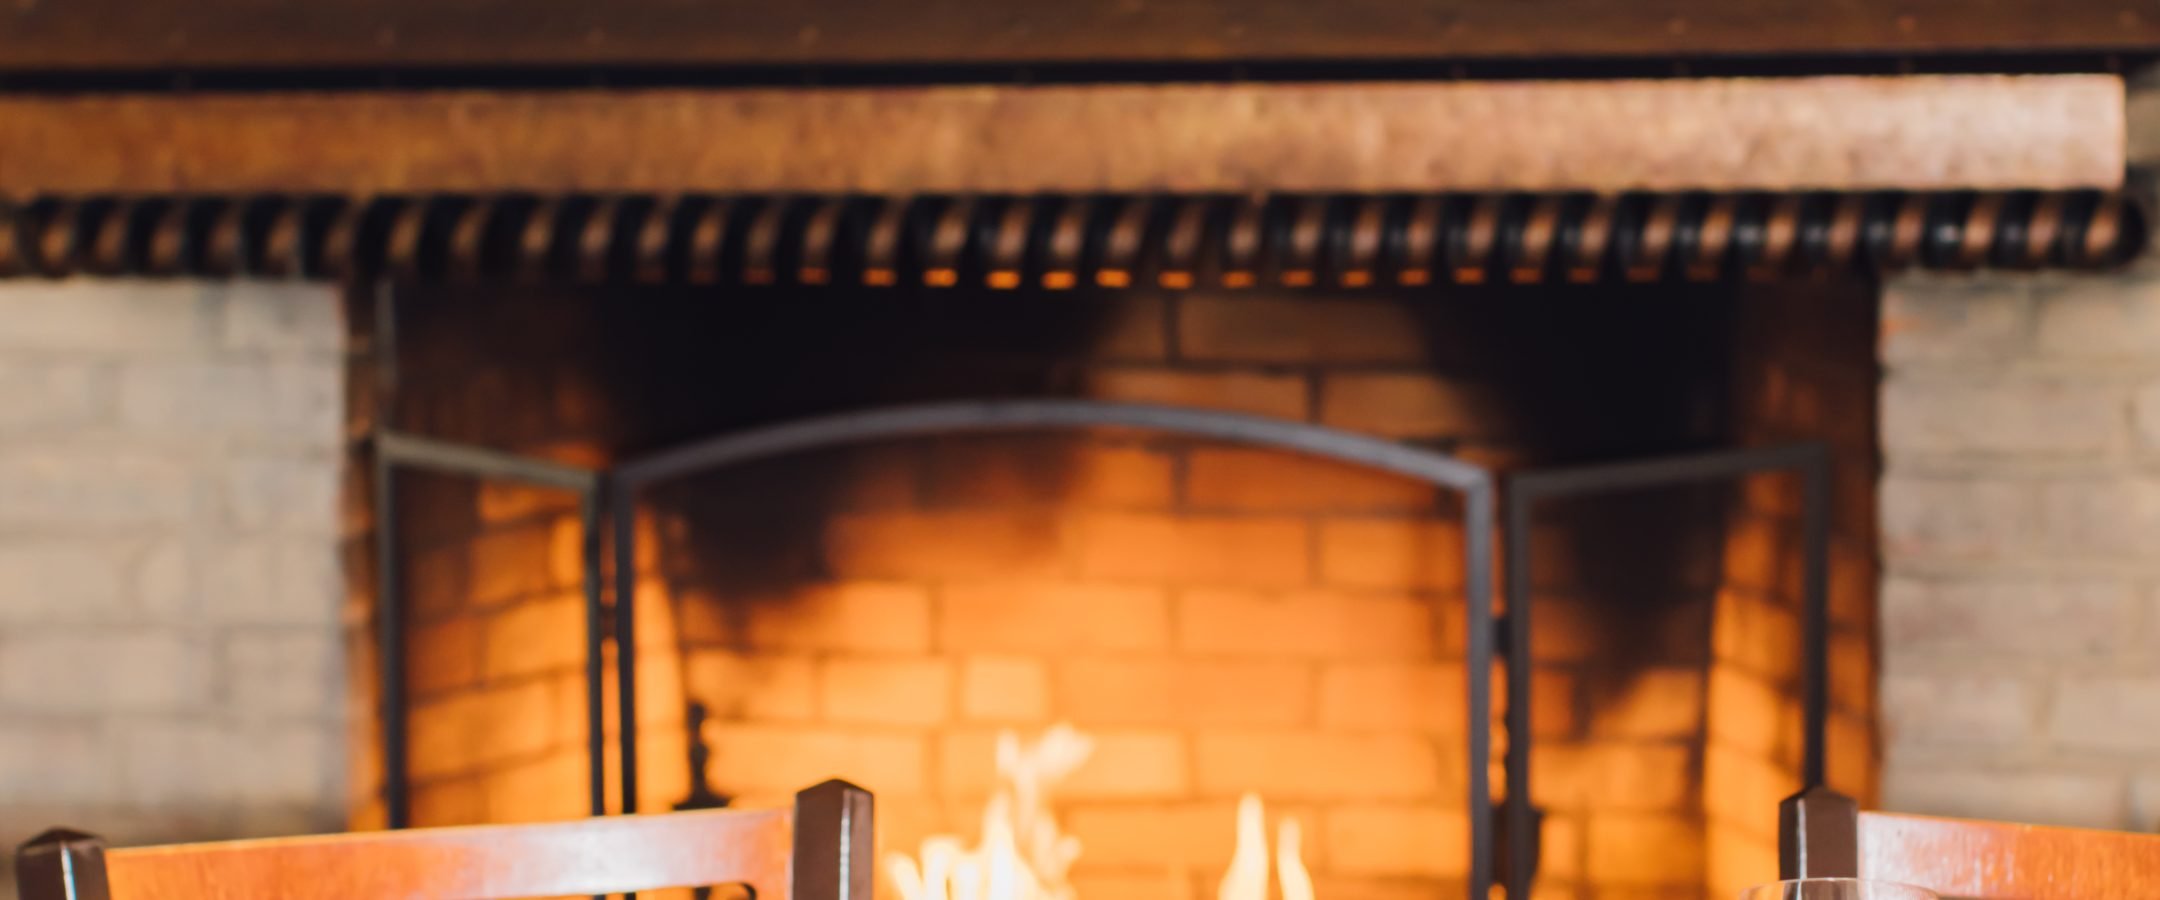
1740,879,1939,900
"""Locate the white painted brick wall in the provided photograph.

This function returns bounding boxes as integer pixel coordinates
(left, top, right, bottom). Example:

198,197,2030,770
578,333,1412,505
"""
1881,268,2160,831
0,281,347,894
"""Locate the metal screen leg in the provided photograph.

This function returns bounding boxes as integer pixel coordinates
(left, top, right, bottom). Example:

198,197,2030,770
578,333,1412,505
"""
582,485,609,819
1799,447,1832,789
373,444,411,829
1464,481,1497,900
1501,486,1537,898
611,479,640,816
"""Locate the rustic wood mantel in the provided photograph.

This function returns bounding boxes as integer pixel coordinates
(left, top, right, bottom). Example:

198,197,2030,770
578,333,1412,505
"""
5,0,2159,69
0,75,2124,196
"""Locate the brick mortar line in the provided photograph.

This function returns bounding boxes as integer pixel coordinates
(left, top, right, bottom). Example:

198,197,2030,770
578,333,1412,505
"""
1888,549,2150,582
1884,456,2160,475
1883,460,2160,480
405,663,593,701
1882,748,2160,772
1086,359,1448,375
1884,557,2160,578
0,345,344,361
0,433,339,448
1173,357,1467,372
1885,359,2160,378
1885,645,2143,668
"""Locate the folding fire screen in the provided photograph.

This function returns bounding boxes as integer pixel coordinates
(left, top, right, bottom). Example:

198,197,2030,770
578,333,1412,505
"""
372,397,1832,899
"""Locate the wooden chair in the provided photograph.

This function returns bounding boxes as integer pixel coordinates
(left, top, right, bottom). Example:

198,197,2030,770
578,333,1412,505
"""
15,779,870,900
1781,785,2160,898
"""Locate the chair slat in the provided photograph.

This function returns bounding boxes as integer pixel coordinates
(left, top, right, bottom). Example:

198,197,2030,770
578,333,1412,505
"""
1859,809,2160,899
21,780,871,900
89,807,790,900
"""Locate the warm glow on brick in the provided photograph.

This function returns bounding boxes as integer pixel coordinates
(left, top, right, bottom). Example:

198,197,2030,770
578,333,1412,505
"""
395,500,690,827
361,286,1881,900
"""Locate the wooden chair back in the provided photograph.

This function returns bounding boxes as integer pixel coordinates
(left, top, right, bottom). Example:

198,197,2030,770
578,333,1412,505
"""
1780,786,2160,899
16,779,870,900
1857,809,2160,899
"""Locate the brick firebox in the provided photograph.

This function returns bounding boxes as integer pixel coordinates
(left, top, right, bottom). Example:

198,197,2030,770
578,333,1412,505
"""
344,279,1879,899
15,238,2160,900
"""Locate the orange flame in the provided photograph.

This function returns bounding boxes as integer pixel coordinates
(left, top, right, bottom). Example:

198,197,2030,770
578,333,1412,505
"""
1220,793,1313,900
887,725,1316,900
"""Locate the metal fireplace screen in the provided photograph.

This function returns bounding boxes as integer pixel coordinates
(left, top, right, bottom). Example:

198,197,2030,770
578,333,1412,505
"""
371,399,1831,900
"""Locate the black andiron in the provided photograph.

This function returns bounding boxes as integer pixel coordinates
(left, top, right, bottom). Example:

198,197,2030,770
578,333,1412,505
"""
675,702,734,900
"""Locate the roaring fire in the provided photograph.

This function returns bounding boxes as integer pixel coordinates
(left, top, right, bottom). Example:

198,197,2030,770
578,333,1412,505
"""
886,725,1315,900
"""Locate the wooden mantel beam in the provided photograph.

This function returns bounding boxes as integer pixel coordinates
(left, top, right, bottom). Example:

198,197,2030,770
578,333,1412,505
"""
5,0,2160,70
0,75,2123,196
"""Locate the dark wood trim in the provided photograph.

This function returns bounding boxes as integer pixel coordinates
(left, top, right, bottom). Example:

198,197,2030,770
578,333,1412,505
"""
0,76,2124,195
6,0,2160,70
3,190,2141,284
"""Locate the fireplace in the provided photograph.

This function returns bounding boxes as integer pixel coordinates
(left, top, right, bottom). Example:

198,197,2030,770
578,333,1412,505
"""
331,189,1912,899
0,1,2152,890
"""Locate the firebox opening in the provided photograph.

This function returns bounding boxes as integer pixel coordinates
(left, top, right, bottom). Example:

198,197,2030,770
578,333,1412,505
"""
360,275,1878,899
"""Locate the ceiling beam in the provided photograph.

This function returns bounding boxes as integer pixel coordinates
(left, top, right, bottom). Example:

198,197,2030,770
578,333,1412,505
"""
0,76,2123,196
4,0,2160,70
